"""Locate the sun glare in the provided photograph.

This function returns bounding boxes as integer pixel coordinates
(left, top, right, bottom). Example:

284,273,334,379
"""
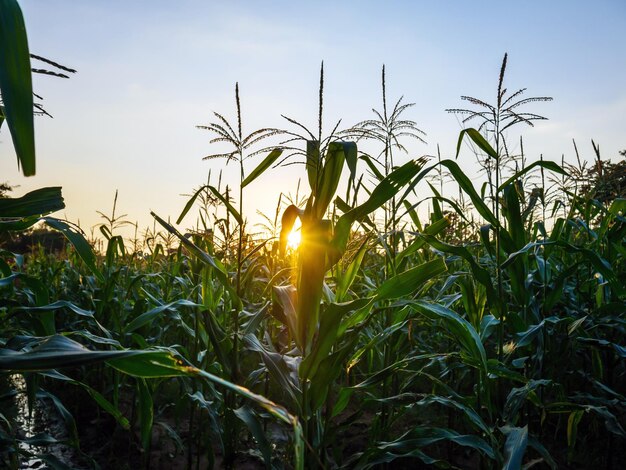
286,229,301,250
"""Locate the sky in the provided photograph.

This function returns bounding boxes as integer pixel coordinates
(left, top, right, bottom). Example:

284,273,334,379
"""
1,0,625,241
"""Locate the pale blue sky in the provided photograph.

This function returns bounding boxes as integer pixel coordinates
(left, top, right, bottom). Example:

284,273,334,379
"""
1,0,625,237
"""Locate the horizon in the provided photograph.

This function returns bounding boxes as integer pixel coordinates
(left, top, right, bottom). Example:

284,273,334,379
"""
1,0,625,240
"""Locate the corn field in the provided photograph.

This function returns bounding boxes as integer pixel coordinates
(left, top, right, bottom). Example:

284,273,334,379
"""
1,1,625,469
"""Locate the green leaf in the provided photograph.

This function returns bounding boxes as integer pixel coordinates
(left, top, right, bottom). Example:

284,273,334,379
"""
335,238,368,302
177,184,243,225
0,335,136,371
315,141,346,218
43,217,104,282
456,128,498,160
124,299,202,334
395,217,449,264
501,425,528,470
411,301,488,375
137,378,153,452
306,140,321,195
343,141,358,184
0,187,64,218
299,298,370,380
567,410,584,456
0,0,35,175
498,159,567,192
331,159,424,262
151,211,240,307
234,406,273,468
271,284,299,348
438,160,499,226
176,184,209,224
207,185,243,225
375,258,447,302
241,148,283,188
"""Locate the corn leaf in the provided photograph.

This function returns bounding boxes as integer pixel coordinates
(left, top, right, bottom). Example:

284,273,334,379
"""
241,148,283,188
43,217,104,283
456,128,498,160
0,0,35,175
314,141,346,218
0,187,64,218
501,425,528,470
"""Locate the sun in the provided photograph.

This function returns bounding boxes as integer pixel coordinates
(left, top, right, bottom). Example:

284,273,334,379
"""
286,228,301,250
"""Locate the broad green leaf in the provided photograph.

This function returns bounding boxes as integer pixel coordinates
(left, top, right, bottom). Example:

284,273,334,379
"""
0,187,64,218
306,140,320,195
501,425,528,470
315,141,346,218
241,148,283,188
271,284,299,348
395,217,449,264
299,298,370,380
0,0,35,175
567,410,584,457
378,426,495,459
335,238,368,302
177,184,242,225
244,334,301,411
417,233,499,311
375,258,447,302
504,380,551,423
414,395,490,435
0,335,136,371
343,141,358,184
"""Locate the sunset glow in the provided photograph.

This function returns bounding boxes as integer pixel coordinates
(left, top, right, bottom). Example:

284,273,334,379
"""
286,228,301,250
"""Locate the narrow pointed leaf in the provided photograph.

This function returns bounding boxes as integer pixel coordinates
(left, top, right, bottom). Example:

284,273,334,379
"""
456,128,498,160
241,148,283,188
208,185,242,225
498,160,567,192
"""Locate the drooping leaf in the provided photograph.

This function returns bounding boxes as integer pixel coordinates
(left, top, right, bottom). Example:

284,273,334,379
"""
278,204,303,256
43,217,104,283
0,0,35,175
242,148,283,188
498,159,567,192
456,128,498,160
